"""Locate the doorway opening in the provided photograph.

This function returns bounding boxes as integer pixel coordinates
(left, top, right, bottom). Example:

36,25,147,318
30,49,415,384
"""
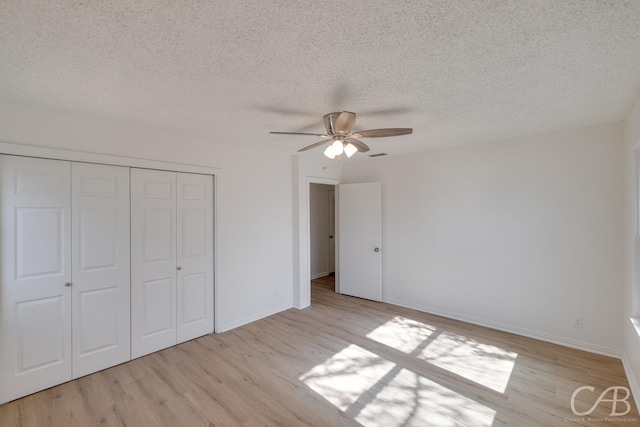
310,183,336,299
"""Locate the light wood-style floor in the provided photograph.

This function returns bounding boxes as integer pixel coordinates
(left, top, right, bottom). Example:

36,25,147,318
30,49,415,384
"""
1,276,637,426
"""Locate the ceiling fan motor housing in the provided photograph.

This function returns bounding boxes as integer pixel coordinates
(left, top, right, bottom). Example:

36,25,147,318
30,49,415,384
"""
323,112,345,135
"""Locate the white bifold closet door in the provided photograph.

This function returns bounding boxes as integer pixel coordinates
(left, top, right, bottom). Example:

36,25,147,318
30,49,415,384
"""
176,172,214,344
0,156,72,404
0,156,131,404
71,162,130,378
131,169,213,359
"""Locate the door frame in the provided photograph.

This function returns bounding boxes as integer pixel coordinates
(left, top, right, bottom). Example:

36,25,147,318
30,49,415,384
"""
328,187,336,274
301,176,340,307
309,182,337,281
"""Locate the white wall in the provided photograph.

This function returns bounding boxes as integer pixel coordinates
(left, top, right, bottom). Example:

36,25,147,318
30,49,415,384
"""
623,94,640,406
0,100,294,332
342,123,624,356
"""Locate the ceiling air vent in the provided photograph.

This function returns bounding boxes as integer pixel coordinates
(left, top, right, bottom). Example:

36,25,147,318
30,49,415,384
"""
369,153,388,157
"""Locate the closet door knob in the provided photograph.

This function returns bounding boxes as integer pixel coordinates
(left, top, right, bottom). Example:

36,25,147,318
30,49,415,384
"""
65,282,72,287
177,266,182,271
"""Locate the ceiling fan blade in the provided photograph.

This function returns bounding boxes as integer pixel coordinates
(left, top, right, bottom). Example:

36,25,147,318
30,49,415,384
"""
333,111,356,134
297,139,333,152
345,138,370,152
270,131,329,137
353,128,413,138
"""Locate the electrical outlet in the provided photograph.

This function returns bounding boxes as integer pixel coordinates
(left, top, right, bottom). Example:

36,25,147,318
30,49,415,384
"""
573,317,583,329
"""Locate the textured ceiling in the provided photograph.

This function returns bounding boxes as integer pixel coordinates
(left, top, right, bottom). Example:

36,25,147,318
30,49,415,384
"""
2,0,640,157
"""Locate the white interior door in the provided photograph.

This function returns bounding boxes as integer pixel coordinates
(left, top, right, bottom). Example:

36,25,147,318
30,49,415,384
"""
176,173,214,343
338,182,382,301
130,169,177,359
0,155,72,404
71,163,130,378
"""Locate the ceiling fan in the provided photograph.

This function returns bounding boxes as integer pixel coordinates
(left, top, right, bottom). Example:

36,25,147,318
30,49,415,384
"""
270,111,412,159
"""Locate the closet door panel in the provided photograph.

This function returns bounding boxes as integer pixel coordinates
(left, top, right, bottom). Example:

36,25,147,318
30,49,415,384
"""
131,169,177,358
177,173,214,343
0,155,72,405
71,162,130,378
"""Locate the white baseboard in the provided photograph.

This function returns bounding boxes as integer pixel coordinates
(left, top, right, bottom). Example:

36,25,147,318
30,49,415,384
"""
311,271,329,280
216,302,292,333
293,301,310,310
622,353,640,413
384,297,622,359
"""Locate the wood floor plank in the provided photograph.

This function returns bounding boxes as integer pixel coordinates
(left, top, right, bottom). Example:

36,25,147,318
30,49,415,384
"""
0,275,637,426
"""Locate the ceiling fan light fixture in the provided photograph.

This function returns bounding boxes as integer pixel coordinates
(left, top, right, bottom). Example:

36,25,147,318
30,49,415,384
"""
344,143,357,158
331,139,344,155
323,144,336,159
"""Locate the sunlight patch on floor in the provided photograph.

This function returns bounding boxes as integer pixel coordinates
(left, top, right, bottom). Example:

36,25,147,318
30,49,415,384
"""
300,344,496,426
418,330,517,393
366,316,436,354
355,368,496,427
299,344,395,411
